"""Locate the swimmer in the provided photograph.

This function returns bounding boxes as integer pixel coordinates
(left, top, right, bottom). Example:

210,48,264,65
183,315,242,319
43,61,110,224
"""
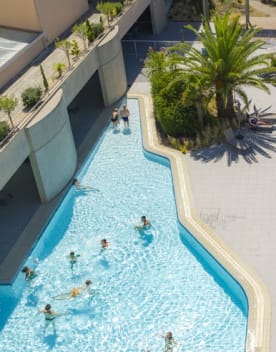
161,331,178,352
67,251,80,270
53,280,93,300
135,216,151,230
21,266,36,281
100,239,109,252
70,280,93,297
39,304,60,333
72,178,100,192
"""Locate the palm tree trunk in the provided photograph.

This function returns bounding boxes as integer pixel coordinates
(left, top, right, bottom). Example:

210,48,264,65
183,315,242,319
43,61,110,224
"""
215,91,225,119
226,91,235,119
8,112,15,129
195,101,204,128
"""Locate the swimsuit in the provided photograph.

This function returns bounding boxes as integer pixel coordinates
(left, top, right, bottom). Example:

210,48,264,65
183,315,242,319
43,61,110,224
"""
45,313,55,321
111,114,118,122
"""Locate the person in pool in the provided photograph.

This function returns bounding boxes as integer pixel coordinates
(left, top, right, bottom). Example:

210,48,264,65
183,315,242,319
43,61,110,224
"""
135,216,151,230
21,266,36,281
39,304,60,333
100,239,109,251
161,331,178,352
70,280,93,297
111,108,120,129
53,280,93,300
68,251,80,270
120,104,130,129
72,178,100,192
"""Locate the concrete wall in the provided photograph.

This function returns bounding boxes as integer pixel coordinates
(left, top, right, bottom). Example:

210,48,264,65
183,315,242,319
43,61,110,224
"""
97,26,127,106
0,0,88,43
26,90,77,202
0,0,41,32
35,0,89,43
150,0,167,34
0,131,30,190
0,34,44,90
62,50,99,107
117,0,167,39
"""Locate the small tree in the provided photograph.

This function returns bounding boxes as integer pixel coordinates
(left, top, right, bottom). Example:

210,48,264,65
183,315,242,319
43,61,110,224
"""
70,39,80,59
53,62,66,78
39,64,49,92
0,95,18,129
96,2,115,26
85,19,94,44
73,23,88,51
55,38,72,68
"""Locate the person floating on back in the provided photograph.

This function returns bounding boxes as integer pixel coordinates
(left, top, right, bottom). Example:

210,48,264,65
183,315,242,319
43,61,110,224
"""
135,216,151,230
21,266,36,281
53,280,93,300
72,178,100,192
67,251,80,270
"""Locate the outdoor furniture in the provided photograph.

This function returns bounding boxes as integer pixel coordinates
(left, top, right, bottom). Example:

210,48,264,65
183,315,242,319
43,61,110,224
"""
248,119,274,131
223,127,250,153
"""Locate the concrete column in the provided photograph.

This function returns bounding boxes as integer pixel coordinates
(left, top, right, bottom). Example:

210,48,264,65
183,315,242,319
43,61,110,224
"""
150,0,167,34
97,25,127,107
25,89,77,202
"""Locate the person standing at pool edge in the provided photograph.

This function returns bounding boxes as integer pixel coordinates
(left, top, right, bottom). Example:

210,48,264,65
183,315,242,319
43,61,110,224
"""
111,108,119,129
120,104,130,129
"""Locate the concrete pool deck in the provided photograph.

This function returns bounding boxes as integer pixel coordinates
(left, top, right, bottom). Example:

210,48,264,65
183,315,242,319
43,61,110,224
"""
128,74,276,351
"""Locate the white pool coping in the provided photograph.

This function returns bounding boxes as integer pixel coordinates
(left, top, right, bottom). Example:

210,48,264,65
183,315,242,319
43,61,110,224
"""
131,93,271,352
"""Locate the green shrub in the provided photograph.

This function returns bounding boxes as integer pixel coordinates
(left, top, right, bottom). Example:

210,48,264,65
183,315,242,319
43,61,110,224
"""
91,22,104,38
271,55,276,67
53,62,66,78
0,121,10,142
21,87,42,109
71,39,80,59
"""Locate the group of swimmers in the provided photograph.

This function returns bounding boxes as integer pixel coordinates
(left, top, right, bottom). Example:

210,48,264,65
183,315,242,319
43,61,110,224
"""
21,213,178,350
111,104,130,130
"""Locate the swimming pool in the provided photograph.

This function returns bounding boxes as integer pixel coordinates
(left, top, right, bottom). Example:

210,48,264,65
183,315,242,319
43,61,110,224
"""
0,98,247,351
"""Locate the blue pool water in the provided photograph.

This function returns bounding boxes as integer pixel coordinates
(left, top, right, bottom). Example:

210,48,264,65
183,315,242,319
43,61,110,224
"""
0,99,247,351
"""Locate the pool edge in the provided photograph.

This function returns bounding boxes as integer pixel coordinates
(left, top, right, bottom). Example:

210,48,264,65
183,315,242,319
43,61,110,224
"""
130,93,271,352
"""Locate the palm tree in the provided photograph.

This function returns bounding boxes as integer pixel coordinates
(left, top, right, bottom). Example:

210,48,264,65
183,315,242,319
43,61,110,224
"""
55,39,72,68
175,13,275,119
0,95,18,129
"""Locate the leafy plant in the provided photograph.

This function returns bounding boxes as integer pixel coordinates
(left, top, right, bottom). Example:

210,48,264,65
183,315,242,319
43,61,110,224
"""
0,95,18,129
96,2,123,25
53,62,66,78
40,64,49,92
21,87,42,109
71,39,80,59
73,23,88,51
55,38,72,68
0,121,11,141
85,19,94,43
